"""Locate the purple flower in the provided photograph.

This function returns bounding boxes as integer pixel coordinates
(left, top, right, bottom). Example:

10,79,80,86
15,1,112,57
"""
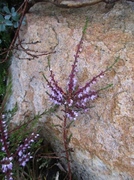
1,156,13,173
18,153,32,167
17,132,39,167
44,35,105,120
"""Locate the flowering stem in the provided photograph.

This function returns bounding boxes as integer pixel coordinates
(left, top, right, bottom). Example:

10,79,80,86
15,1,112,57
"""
98,84,113,92
105,57,119,72
0,114,11,156
63,106,72,180
44,18,118,180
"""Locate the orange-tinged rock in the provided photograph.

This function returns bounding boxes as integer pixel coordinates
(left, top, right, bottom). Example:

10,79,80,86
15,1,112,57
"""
7,1,134,179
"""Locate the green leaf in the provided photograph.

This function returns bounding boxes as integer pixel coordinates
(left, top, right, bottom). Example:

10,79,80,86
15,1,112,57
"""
5,15,11,20
106,57,119,71
67,133,73,143
82,17,89,35
11,7,15,13
0,24,6,31
5,20,13,26
3,6,10,14
11,11,17,17
0,14,4,21
12,14,19,21
13,21,19,28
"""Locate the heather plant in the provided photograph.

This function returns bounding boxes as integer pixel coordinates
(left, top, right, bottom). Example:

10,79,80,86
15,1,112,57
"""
0,114,40,180
43,19,118,179
0,103,61,180
0,105,45,179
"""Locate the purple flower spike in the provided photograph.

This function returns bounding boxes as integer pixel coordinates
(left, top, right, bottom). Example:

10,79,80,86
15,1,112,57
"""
17,132,39,167
1,156,13,173
0,113,40,179
44,69,65,105
44,28,113,120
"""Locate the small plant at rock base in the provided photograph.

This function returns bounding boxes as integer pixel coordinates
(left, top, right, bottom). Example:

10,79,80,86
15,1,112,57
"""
0,113,39,180
0,103,60,179
43,19,118,180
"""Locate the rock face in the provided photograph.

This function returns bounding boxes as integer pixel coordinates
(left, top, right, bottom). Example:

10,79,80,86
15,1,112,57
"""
7,1,134,180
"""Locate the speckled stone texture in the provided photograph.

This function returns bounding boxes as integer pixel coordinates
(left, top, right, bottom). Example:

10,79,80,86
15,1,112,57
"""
7,1,134,179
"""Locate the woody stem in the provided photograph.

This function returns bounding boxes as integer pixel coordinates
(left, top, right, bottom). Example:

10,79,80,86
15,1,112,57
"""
63,106,72,180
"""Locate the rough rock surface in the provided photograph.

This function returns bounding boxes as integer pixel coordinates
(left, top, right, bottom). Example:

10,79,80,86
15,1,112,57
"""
7,1,134,180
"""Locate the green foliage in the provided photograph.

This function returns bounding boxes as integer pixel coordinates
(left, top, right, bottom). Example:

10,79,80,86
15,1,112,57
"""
0,103,64,179
3,104,58,156
0,143,6,161
0,5,20,32
0,1,25,106
0,67,6,96
82,17,89,35
0,62,9,102
0,3,25,50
